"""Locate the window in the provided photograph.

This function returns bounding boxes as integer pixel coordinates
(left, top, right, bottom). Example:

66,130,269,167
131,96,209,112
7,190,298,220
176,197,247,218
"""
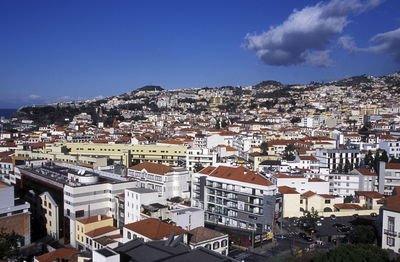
213,242,220,250
387,236,395,247
388,216,395,232
205,244,211,250
128,232,132,239
49,211,52,216
325,200,331,204
75,210,84,218
221,239,228,247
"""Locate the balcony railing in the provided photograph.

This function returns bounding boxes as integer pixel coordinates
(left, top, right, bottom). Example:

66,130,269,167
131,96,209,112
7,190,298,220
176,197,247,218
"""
384,229,398,237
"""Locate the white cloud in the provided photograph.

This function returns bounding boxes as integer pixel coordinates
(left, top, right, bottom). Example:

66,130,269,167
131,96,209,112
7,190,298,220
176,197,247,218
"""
243,0,384,67
28,94,40,99
340,27,400,62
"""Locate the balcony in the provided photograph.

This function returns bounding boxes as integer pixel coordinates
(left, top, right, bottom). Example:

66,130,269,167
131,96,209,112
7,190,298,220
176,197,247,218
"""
384,229,398,237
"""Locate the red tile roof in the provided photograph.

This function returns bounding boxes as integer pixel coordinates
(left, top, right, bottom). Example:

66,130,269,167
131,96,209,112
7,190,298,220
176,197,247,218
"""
124,218,187,240
386,163,400,170
208,166,274,186
308,178,327,182
301,191,316,198
86,226,118,238
35,248,80,262
129,162,173,175
355,191,384,199
299,155,318,161
334,203,363,210
189,227,225,243
278,186,299,194
78,215,112,225
355,168,377,176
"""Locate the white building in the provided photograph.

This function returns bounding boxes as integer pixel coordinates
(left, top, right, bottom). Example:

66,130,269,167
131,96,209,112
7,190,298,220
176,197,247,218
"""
124,188,165,224
40,192,60,239
189,227,229,255
128,162,191,199
381,187,400,253
192,166,277,233
165,206,204,231
380,140,400,159
270,174,329,194
186,147,217,172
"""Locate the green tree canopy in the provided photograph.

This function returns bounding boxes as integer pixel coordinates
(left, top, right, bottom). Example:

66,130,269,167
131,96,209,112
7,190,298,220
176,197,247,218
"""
0,228,23,260
348,225,376,244
193,162,204,172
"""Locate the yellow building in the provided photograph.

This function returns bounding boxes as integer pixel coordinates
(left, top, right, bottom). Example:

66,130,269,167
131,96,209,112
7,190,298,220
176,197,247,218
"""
65,143,187,167
75,215,113,250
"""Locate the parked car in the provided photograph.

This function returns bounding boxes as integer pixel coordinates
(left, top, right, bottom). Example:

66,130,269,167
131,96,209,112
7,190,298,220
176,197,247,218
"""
316,221,322,226
353,214,359,218
330,214,336,220
370,212,378,217
275,234,286,239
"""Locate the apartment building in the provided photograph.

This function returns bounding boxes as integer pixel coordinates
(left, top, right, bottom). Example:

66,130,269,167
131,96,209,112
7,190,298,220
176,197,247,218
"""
270,174,329,194
315,148,360,174
380,140,400,159
66,143,187,167
192,166,277,233
124,187,166,224
232,134,263,158
381,187,400,253
379,162,400,195
39,192,60,239
128,162,190,199
0,183,31,246
186,147,217,172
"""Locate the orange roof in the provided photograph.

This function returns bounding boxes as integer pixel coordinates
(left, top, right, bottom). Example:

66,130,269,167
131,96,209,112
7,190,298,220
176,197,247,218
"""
386,163,400,170
198,166,216,175
78,215,111,225
207,166,274,186
334,203,363,210
301,191,316,198
158,140,186,145
308,178,327,182
86,226,118,238
318,194,335,199
299,155,318,161
129,162,173,175
273,174,305,179
383,187,400,212
278,186,299,194
355,168,377,176
35,248,80,262
124,218,187,240
225,146,237,152
355,191,384,199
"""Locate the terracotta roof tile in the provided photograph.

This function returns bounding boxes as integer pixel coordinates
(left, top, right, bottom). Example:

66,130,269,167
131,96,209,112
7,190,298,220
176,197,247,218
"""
188,227,225,243
129,162,173,175
78,215,111,225
355,168,377,176
208,166,274,187
334,203,363,210
355,191,383,199
278,186,299,194
86,226,118,238
35,248,80,262
124,218,187,240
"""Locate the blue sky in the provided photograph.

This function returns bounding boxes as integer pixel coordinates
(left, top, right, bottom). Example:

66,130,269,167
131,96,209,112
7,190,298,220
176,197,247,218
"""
0,0,399,108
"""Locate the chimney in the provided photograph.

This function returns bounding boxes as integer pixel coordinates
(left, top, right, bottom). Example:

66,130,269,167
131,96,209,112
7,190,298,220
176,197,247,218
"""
97,214,102,221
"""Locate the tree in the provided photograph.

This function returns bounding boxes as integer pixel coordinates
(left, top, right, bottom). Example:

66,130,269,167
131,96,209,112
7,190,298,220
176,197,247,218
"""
300,208,319,229
215,119,221,129
221,119,228,128
283,144,296,161
0,228,23,260
312,244,390,262
193,162,204,172
380,150,389,163
344,160,351,173
337,163,343,173
364,150,374,167
344,195,354,203
260,142,269,155
348,225,376,244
